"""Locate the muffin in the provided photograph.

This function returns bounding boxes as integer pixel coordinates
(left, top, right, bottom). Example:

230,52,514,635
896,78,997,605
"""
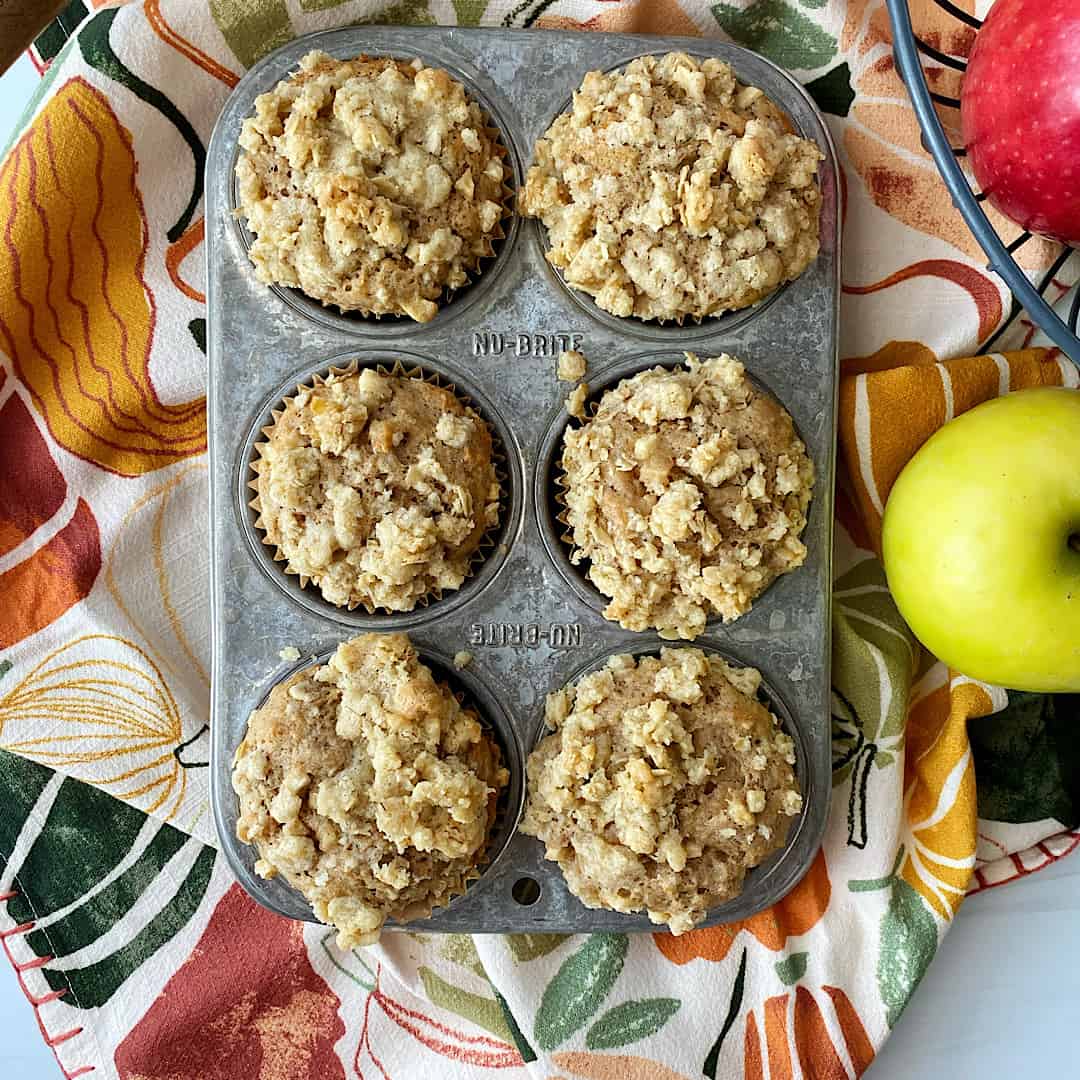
232,633,509,947
520,51,823,321
236,50,509,321
522,648,802,933
559,354,813,639
252,365,500,613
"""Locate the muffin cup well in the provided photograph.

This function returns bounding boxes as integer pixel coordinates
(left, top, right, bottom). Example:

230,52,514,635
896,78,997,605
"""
242,350,524,630
232,643,525,930
525,49,821,342
527,638,811,925
535,351,814,632
231,54,522,338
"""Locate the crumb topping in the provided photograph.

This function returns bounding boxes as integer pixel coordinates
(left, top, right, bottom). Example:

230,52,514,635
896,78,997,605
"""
557,348,588,382
236,51,508,321
233,633,508,948
520,52,822,321
522,648,802,933
560,354,813,639
255,367,500,612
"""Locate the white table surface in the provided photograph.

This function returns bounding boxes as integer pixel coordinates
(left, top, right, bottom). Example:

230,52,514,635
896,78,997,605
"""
1,49,1078,1080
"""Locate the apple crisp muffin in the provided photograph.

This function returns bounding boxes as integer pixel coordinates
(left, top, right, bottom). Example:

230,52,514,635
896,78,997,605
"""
559,354,813,639
236,50,508,321
233,633,509,948
520,52,822,321
522,648,802,933
253,366,500,612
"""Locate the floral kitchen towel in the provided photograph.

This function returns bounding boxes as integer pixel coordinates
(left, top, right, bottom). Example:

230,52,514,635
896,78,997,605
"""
1,2,1078,1079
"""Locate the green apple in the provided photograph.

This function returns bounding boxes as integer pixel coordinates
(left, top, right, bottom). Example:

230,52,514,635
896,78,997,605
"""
882,386,1080,693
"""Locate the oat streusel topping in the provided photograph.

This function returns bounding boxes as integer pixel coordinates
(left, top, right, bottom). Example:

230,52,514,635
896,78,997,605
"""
255,367,500,612
233,633,508,948
522,648,802,933
560,354,813,639
557,348,588,382
236,50,508,321
520,52,823,321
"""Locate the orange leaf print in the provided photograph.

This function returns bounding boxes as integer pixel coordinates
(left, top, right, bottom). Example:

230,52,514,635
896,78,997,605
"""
764,995,793,1080
898,669,989,917
0,375,100,647
0,77,205,478
654,848,830,964
744,987,875,1080
838,347,1067,549
744,1010,764,1080
823,987,874,1076
537,1,701,36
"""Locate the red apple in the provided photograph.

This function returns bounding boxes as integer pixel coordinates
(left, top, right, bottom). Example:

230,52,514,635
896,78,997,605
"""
961,0,1080,245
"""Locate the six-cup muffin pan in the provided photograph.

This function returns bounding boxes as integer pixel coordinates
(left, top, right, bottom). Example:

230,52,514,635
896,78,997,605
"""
206,25,840,933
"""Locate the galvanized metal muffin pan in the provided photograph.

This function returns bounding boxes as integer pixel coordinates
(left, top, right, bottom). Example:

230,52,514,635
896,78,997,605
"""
206,25,840,934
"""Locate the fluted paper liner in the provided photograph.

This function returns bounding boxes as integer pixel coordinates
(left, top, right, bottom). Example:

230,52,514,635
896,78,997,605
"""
238,653,514,930
249,358,507,614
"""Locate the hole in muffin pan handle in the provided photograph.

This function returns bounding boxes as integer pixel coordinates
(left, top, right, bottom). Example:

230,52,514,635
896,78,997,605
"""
512,877,542,906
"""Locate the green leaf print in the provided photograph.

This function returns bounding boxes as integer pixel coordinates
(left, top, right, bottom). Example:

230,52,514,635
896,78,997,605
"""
533,934,628,1051
79,8,206,243
703,947,747,1080
507,932,570,962
774,951,808,986
419,966,519,1043
879,878,938,1026
355,1,437,26
585,998,680,1050
0,752,215,1010
970,692,1080,827
319,932,376,991
454,0,492,24
210,0,293,68
850,847,938,1028
805,63,856,117
712,0,838,71
832,557,917,849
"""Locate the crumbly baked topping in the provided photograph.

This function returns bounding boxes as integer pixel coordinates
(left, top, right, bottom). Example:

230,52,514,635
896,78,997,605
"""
565,381,589,419
255,367,500,612
557,348,588,382
560,354,813,639
522,648,802,933
236,50,507,321
520,52,823,321
233,633,508,948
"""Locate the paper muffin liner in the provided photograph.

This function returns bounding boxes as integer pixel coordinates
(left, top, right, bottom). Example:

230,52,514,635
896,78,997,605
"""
237,650,516,930
249,357,508,615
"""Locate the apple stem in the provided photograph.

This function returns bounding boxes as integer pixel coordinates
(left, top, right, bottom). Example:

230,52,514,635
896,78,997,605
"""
1070,534,1080,556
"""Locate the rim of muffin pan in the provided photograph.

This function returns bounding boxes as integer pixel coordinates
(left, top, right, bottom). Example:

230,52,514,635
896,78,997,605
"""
228,49,523,338
236,348,525,631
524,636,813,924
534,350,814,629
527,48,825,342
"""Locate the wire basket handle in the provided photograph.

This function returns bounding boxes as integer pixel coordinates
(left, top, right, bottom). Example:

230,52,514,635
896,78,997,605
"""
886,0,1080,364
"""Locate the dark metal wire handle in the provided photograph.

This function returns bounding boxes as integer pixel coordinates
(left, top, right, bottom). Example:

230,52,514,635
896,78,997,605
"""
886,0,1080,364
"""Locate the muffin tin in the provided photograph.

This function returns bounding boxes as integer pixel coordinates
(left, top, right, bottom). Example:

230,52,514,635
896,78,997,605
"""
206,25,840,934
